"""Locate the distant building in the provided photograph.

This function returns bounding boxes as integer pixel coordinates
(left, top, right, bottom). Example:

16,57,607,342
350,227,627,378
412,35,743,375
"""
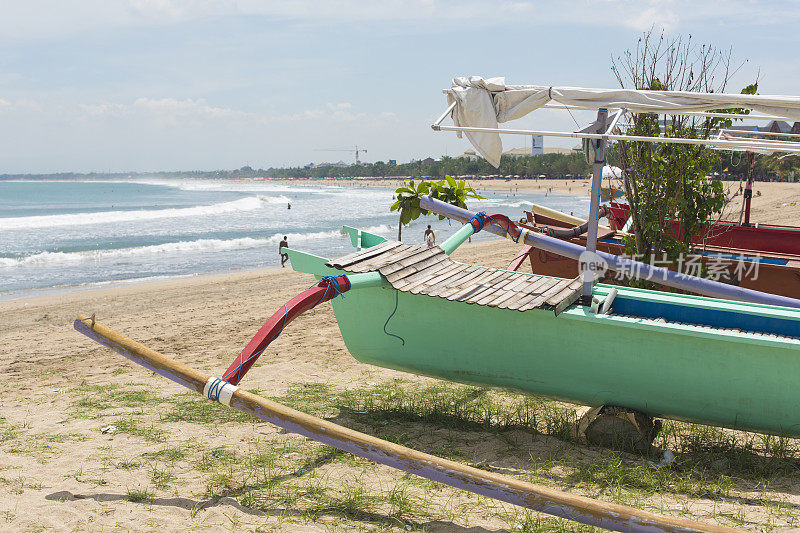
421,157,435,164
532,135,544,156
727,121,800,136
455,149,480,161
503,146,572,158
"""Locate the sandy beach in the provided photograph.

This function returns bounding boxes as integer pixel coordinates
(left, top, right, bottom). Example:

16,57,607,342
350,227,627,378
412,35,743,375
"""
2,236,799,532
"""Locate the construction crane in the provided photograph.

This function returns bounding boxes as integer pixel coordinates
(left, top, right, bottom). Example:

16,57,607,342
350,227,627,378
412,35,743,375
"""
314,145,367,165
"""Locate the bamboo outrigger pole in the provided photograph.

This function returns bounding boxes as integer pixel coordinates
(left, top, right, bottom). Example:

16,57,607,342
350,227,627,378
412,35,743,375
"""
74,315,740,533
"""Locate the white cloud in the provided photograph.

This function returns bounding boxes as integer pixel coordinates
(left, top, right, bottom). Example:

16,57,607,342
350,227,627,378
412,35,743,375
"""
2,1,798,43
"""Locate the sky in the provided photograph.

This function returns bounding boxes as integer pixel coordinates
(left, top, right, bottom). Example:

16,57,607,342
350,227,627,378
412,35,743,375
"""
1,0,799,174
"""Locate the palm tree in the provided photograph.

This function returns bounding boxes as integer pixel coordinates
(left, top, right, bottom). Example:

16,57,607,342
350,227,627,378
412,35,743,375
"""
389,176,483,241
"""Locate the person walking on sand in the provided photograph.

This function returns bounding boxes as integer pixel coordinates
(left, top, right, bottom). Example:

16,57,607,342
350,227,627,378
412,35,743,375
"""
279,236,289,267
424,225,435,247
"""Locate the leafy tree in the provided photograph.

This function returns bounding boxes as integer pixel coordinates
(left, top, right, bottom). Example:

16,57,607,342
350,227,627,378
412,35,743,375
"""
389,176,483,241
611,31,749,272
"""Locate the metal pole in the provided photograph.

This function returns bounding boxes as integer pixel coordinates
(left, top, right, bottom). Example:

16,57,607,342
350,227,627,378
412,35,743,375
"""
743,152,755,226
418,195,800,309
582,109,608,302
430,124,800,153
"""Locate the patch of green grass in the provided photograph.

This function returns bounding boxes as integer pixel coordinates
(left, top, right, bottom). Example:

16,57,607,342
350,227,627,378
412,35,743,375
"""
0,424,21,443
125,488,154,504
44,432,86,444
656,420,800,483
197,447,237,472
73,382,164,414
270,382,336,417
142,446,187,462
113,418,165,443
332,379,570,437
571,451,734,500
116,458,141,470
162,393,251,424
150,465,175,490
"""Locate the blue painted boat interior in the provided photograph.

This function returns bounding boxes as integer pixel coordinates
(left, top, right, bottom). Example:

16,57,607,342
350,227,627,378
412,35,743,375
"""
613,296,800,338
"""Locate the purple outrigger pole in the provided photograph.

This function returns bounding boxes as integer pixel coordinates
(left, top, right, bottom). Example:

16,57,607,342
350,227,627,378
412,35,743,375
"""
420,195,800,309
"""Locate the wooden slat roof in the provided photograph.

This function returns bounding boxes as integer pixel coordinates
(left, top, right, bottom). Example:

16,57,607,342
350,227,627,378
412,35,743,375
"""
326,241,581,313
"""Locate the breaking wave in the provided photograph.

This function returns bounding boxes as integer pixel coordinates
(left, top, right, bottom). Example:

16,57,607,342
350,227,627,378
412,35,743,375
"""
0,195,289,230
0,224,394,267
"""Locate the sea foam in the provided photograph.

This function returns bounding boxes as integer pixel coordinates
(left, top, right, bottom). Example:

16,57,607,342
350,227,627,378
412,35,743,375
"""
0,225,392,268
0,195,288,230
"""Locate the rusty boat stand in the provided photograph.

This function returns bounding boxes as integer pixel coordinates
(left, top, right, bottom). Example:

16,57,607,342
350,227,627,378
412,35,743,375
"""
75,314,741,533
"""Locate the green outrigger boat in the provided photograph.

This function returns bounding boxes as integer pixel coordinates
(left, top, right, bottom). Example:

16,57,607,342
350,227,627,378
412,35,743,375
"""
285,220,800,438
266,77,800,439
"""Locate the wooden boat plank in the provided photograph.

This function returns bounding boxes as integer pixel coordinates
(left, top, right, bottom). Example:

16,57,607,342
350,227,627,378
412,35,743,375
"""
383,251,448,282
474,274,526,305
521,279,575,311
465,280,509,304
379,247,443,276
487,272,519,290
405,263,465,294
351,244,415,272
450,283,490,302
329,241,402,268
507,278,561,310
416,264,471,293
553,288,582,316
344,245,413,273
441,268,499,299
421,266,479,296
499,276,553,307
327,240,397,268
438,269,492,300
427,266,485,297
414,262,467,289
390,257,453,289
501,274,543,294
545,277,583,307
357,243,430,272
446,270,504,301
494,278,548,309
484,287,523,307
468,272,519,302
459,271,510,302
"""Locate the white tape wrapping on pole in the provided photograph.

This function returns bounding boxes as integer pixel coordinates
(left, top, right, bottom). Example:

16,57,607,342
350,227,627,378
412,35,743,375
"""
204,377,239,406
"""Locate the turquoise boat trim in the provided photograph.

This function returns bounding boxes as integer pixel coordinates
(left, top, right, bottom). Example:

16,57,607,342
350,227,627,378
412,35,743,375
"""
346,271,388,289
343,225,388,249
441,223,476,255
593,284,800,319
285,248,343,278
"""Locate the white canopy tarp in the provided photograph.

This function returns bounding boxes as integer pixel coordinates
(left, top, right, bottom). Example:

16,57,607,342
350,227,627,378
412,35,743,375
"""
446,76,800,167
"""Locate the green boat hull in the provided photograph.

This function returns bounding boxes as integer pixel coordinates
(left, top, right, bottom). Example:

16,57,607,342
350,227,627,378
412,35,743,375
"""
288,232,800,437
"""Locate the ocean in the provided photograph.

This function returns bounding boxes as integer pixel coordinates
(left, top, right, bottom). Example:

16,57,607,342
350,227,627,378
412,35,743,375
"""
0,178,589,300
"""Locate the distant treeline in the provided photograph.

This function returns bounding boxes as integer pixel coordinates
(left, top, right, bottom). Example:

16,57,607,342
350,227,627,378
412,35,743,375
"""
1,150,797,181
0,153,592,181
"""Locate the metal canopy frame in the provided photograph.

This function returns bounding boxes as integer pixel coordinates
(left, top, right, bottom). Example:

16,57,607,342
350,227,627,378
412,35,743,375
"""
432,101,800,154
430,92,800,305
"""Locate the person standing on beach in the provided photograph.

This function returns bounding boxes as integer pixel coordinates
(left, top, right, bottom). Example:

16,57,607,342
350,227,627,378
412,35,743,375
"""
424,225,435,247
279,236,289,267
